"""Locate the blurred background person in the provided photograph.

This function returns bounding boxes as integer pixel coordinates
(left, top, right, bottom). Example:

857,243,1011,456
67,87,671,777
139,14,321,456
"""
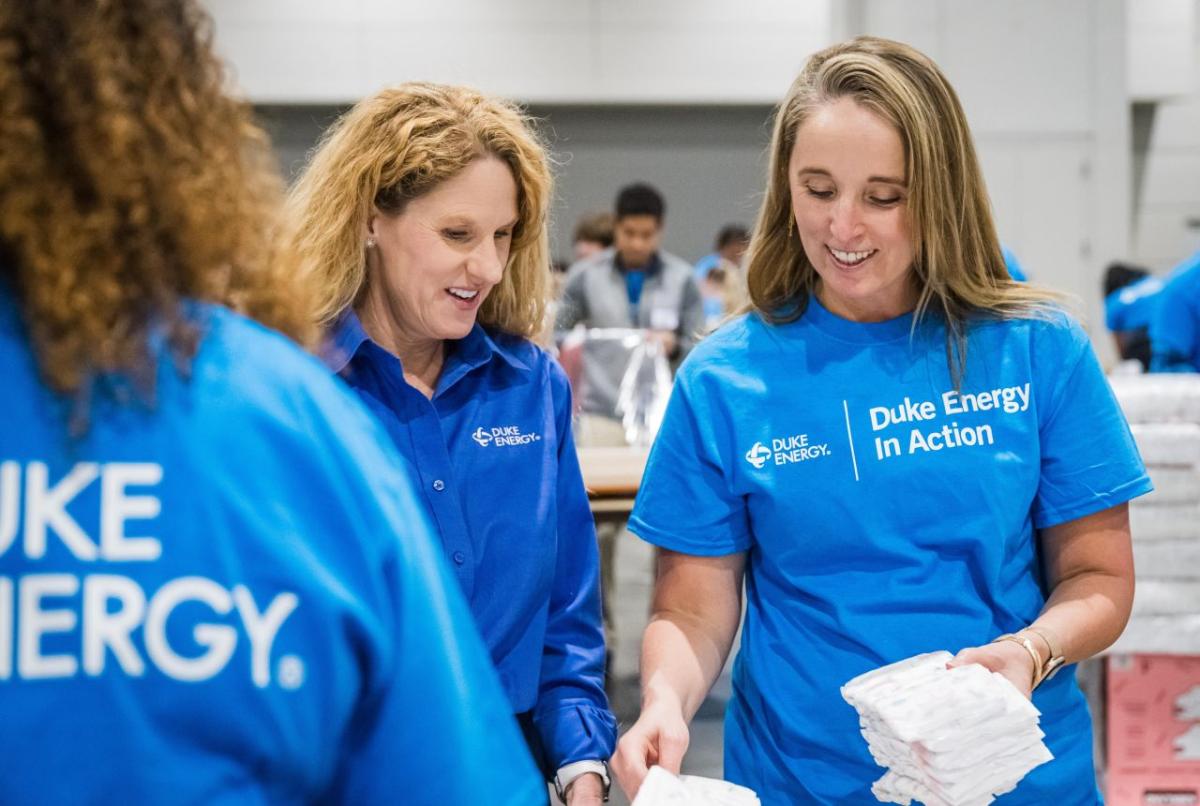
693,223,750,283
556,182,704,445
1103,261,1157,370
1003,244,1030,282
572,211,615,263
694,224,751,330
0,2,541,804
554,182,703,685
1149,248,1200,373
287,83,615,804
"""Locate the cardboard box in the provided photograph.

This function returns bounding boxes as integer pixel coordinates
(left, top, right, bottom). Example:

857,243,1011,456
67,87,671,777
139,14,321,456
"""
1106,654,1200,805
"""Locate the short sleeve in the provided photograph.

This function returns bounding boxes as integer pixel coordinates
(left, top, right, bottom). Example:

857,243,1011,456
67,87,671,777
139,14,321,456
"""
628,363,752,556
1032,318,1153,529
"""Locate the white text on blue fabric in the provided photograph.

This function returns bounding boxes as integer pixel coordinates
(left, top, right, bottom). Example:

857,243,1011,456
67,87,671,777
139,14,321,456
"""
0,461,303,689
866,382,1031,461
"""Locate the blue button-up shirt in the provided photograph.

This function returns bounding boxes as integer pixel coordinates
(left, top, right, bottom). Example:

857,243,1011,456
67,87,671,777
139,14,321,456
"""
325,311,616,768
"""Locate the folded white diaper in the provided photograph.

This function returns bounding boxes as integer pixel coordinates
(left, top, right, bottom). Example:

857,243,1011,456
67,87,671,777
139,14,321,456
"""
842,651,1053,805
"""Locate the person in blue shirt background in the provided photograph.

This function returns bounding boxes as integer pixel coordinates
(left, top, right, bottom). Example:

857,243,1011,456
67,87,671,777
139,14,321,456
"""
1149,248,1200,372
614,37,1149,804
0,2,542,803
1002,245,1029,282
287,84,616,804
1102,261,1158,370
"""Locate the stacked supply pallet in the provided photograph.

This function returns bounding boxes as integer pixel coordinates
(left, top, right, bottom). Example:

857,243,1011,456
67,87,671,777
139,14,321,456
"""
1105,375,1200,804
1108,374,1200,655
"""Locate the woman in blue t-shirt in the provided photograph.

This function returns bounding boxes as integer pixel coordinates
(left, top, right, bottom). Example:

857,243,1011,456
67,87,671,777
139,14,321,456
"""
287,84,616,804
614,37,1150,804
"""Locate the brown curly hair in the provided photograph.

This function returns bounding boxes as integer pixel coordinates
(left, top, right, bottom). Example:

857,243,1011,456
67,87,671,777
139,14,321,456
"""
0,0,314,402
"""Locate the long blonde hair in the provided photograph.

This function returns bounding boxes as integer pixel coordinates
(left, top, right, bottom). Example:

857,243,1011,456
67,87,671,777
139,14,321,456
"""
745,36,1059,380
287,83,552,338
0,0,314,399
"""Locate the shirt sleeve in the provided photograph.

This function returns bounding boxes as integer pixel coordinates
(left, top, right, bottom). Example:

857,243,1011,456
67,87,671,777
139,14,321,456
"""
321,420,545,805
628,358,753,555
532,361,617,769
1032,316,1154,529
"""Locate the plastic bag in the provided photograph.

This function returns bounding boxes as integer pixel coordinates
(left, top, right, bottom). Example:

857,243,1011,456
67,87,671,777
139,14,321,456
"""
614,333,672,447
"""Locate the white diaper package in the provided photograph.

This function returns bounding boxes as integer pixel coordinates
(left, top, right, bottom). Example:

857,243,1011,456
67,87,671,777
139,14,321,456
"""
841,651,1053,806
631,766,761,806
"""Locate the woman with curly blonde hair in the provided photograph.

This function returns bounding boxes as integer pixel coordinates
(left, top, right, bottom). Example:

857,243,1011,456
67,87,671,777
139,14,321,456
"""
0,2,544,803
615,37,1148,802
288,83,616,804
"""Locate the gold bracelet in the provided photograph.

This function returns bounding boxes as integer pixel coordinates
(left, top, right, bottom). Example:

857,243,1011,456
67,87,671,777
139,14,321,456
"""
991,633,1043,688
1022,625,1066,686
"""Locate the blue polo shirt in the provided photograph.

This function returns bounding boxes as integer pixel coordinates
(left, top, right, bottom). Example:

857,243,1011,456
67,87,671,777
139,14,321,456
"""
1150,251,1200,372
630,295,1151,804
0,292,542,804
1106,275,1165,333
325,311,615,769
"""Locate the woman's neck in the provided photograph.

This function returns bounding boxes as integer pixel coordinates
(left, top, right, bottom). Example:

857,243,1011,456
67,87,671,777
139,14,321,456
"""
356,300,444,400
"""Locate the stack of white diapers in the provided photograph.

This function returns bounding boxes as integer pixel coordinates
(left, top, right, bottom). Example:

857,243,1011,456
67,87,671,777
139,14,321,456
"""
1108,375,1200,654
841,651,1053,805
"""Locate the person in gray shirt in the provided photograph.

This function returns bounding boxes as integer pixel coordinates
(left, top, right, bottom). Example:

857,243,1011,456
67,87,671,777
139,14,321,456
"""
555,183,704,679
556,183,704,435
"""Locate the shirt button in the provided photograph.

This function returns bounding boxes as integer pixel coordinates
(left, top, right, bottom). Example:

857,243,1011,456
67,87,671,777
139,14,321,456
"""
432,479,445,491
452,551,466,565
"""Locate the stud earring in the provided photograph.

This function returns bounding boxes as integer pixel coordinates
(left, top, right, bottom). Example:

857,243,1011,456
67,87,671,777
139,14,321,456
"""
365,237,376,249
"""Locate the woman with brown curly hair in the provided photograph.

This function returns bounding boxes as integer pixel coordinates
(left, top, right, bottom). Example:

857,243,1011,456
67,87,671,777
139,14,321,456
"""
288,84,616,804
0,2,542,803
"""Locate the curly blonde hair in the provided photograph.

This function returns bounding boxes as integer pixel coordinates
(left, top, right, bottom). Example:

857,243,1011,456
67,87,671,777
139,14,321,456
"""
286,83,552,338
0,0,314,400
746,37,1059,381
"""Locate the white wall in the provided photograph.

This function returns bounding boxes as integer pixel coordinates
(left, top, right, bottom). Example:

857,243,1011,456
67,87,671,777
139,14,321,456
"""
207,0,834,104
214,0,1135,359
1132,0,1200,271
850,0,1130,357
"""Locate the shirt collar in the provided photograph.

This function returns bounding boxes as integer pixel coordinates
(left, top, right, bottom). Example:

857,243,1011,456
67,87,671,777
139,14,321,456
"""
322,308,529,377
614,251,662,275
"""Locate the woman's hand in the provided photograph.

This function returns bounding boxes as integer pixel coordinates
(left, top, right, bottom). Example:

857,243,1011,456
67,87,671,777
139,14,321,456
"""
565,772,605,806
611,697,691,800
948,639,1038,699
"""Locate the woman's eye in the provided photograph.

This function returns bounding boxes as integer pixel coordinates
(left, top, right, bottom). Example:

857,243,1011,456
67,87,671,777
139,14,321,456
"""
870,196,902,207
806,187,834,199
443,230,470,241
494,230,513,241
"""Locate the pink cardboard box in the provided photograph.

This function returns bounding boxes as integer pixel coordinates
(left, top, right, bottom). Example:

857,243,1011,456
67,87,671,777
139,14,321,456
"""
1106,654,1200,805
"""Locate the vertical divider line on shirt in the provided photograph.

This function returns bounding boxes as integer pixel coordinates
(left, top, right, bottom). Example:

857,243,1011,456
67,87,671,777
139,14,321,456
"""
842,399,860,482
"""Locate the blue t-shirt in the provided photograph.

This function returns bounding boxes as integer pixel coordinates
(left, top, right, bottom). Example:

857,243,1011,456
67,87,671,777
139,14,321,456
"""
694,252,721,283
0,295,542,804
325,312,615,769
1106,275,1165,333
1002,246,1028,282
630,294,1151,804
1150,251,1200,372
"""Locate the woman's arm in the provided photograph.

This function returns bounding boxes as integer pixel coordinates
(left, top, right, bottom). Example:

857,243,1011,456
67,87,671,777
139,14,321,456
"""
951,502,1135,696
612,548,746,798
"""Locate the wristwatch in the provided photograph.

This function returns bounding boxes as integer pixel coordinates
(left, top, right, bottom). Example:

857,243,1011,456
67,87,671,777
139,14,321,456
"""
554,760,611,803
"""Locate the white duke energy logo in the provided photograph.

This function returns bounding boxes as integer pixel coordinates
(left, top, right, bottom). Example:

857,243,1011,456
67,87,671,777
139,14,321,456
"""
745,434,831,469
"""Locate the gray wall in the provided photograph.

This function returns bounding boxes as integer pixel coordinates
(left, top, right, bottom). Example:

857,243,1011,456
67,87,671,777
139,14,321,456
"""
256,103,775,267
